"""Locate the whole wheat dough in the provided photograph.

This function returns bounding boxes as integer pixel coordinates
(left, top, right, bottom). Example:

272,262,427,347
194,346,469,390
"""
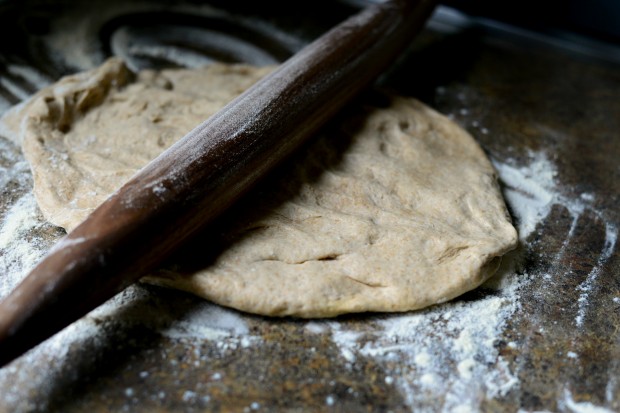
1,58,517,317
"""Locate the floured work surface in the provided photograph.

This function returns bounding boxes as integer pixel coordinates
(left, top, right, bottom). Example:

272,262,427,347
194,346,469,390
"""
0,1,619,412
1,58,516,317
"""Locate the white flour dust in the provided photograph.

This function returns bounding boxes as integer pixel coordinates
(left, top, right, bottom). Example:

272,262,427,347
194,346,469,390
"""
308,149,616,412
0,193,47,296
0,283,256,413
0,138,49,298
559,388,617,413
0,129,616,412
493,152,558,239
0,135,258,412
494,152,617,328
316,256,524,412
0,60,52,113
41,1,301,72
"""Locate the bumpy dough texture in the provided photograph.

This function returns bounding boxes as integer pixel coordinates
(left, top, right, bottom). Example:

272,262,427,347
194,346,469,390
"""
1,58,273,230
1,58,517,317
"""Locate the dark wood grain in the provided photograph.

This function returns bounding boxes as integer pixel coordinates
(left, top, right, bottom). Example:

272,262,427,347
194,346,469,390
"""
0,0,436,367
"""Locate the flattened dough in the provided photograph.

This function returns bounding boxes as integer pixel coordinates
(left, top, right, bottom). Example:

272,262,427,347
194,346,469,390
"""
1,58,517,317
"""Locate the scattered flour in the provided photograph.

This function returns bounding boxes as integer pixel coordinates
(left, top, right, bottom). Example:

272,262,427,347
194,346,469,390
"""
0,141,49,299
0,136,257,412
0,60,52,113
160,303,250,340
40,0,301,72
319,149,616,412
4,63,53,90
559,388,617,413
494,152,617,328
0,194,44,292
0,126,616,411
0,281,257,412
2,4,614,411
325,261,524,412
493,151,557,239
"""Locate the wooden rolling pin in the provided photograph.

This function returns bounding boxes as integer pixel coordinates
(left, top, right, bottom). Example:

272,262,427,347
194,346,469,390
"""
0,0,436,367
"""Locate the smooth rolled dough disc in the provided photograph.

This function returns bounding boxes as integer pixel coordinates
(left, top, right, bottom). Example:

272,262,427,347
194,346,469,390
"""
1,58,517,317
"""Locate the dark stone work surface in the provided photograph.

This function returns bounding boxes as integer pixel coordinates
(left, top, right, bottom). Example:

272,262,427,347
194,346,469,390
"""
0,1,618,412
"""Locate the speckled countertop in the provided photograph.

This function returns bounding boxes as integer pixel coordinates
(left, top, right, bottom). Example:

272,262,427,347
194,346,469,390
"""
0,1,619,412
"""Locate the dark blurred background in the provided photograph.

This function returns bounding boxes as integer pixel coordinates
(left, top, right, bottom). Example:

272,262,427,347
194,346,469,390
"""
445,0,620,45
1,0,619,45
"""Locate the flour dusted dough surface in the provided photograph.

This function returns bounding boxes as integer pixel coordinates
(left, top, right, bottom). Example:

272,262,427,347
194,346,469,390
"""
1,58,517,317
1,58,273,229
